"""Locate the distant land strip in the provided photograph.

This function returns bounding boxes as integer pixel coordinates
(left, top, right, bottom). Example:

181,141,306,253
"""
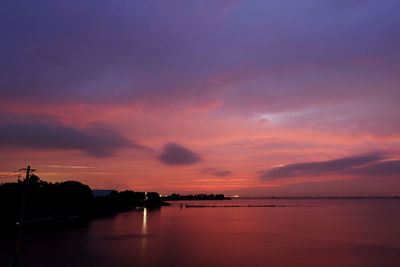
238,196,398,199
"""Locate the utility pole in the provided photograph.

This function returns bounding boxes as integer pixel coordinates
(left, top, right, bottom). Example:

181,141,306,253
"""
13,165,35,267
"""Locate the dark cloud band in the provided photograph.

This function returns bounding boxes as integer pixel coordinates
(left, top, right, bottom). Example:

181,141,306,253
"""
0,121,145,157
260,153,386,180
202,167,232,177
158,143,201,165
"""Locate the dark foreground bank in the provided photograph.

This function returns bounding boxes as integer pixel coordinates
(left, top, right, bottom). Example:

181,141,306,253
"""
0,174,167,236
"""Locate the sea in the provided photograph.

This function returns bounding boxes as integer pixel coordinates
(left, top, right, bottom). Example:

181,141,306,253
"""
1,198,400,266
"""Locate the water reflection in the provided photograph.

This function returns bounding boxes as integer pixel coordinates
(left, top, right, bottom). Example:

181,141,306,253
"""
1,199,399,266
141,208,148,261
142,208,147,235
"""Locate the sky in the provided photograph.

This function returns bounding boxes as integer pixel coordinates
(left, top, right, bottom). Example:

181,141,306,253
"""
1,0,400,196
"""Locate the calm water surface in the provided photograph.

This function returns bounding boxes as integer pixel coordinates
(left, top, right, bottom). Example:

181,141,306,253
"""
1,199,400,266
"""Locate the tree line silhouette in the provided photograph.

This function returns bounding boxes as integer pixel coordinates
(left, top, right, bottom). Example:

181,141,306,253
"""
0,174,164,236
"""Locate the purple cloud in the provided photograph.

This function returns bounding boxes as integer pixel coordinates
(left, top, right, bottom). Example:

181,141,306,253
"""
348,160,400,177
213,171,232,177
1,0,399,120
202,167,232,177
0,121,146,157
260,153,384,180
158,143,201,165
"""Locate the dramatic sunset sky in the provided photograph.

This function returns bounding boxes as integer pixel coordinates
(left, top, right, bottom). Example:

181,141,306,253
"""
1,0,400,196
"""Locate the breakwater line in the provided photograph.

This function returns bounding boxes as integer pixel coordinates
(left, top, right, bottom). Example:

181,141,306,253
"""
184,204,298,208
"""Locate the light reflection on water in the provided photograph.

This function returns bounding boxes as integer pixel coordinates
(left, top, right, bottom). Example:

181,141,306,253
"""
142,207,147,235
1,199,400,266
141,208,147,261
